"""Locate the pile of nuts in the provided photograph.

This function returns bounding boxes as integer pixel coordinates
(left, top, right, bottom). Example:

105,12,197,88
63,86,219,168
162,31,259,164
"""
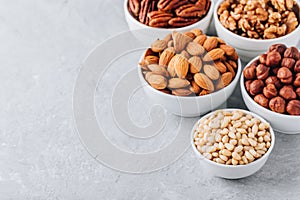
128,0,211,28
139,29,239,96
244,44,300,115
193,110,272,165
217,0,299,39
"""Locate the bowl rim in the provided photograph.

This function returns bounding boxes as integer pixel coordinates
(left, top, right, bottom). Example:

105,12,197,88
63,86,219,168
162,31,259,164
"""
124,0,214,31
240,55,300,119
213,0,300,43
191,108,275,168
138,57,242,99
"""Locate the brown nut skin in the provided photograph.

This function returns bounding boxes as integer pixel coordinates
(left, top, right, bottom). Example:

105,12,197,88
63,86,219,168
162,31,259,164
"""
296,87,300,97
266,51,281,67
281,58,296,69
263,84,278,99
269,44,287,56
272,67,280,75
259,54,267,64
286,100,300,115
265,76,282,89
294,74,300,87
284,47,300,60
256,64,270,80
254,94,269,108
244,65,256,80
249,80,264,96
279,85,297,100
277,67,293,79
269,96,286,114
294,60,300,73
245,80,252,93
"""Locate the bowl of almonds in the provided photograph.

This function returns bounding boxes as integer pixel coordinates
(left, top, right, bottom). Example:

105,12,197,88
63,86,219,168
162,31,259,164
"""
124,0,214,36
241,44,300,134
214,0,300,62
192,109,275,179
138,29,241,117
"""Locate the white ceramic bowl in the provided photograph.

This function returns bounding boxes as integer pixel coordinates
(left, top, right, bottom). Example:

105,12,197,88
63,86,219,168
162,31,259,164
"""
124,0,214,40
240,56,300,134
138,58,242,117
214,0,300,62
191,108,275,179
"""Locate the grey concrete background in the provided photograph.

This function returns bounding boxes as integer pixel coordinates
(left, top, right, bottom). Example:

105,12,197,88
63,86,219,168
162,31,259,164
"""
1,0,300,199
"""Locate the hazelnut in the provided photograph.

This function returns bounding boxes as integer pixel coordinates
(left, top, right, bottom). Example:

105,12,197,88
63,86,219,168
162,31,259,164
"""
266,51,281,67
294,74,300,87
280,76,293,84
256,64,270,80
263,84,278,99
272,67,280,75
281,58,295,69
269,96,286,114
259,54,267,64
244,65,256,80
269,44,287,55
254,94,269,108
279,85,297,100
265,76,281,89
286,100,300,115
296,87,300,97
249,80,264,96
245,80,252,93
250,59,259,68
294,60,300,73
277,67,292,79
284,47,300,60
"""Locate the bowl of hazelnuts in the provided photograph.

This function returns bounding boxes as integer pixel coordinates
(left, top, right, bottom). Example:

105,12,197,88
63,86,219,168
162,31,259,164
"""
240,44,300,134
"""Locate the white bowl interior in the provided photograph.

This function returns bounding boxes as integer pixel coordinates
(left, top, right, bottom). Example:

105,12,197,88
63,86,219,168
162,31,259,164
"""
191,108,275,179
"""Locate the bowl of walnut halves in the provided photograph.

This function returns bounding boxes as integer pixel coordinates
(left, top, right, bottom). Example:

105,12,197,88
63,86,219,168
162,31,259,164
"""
214,0,300,62
124,0,214,38
240,43,300,134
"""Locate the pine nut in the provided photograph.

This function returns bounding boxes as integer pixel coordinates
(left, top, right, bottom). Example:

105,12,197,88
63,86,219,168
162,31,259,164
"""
222,135,229,143
219,155,228,162
232,158,238,165
234,145,243,153
225,143,234,151
232,152,241,160
222,149,232,157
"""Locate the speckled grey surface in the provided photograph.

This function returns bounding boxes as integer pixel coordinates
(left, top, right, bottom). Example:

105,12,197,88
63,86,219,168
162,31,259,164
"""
1,0,300,199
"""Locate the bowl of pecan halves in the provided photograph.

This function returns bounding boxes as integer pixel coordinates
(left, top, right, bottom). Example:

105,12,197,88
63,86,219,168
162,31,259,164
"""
214,0,300,62
138,29,242,117
124,0,214,35
241,43,300,134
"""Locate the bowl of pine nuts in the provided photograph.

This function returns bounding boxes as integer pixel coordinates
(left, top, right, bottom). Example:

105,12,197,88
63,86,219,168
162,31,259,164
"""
191,109,275,179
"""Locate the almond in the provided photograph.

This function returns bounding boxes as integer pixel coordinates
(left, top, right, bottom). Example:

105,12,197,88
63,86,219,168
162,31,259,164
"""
159,47,176,66
184,31,196,39
180,50,190,59
190,29,203,36
228,60,238,69
221,72,233,87
167,58,177,77
193,35,207,46
163,33,172,42
172,31,193,53
199,89,210,96
186,42,205,56
224,61,236,77
190,80,201,94
203,37,219,52
214,61,227,73
203,64,220,80
144,55,159,64
220,44,235,56
146,74,167,89
170,54,189,78
194,73,214,91
229,51,239,61
148,64,169,77
168,78,190,88
151,39,167,52
172,89,193,96
189,56,203,74
203,48,225,62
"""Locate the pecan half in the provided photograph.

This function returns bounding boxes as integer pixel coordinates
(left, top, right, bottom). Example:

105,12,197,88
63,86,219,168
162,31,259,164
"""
128,0,140,17
148,11,173,27
157,0,189,11
169,17,199,27
139,0,155,25
176,4,207,18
